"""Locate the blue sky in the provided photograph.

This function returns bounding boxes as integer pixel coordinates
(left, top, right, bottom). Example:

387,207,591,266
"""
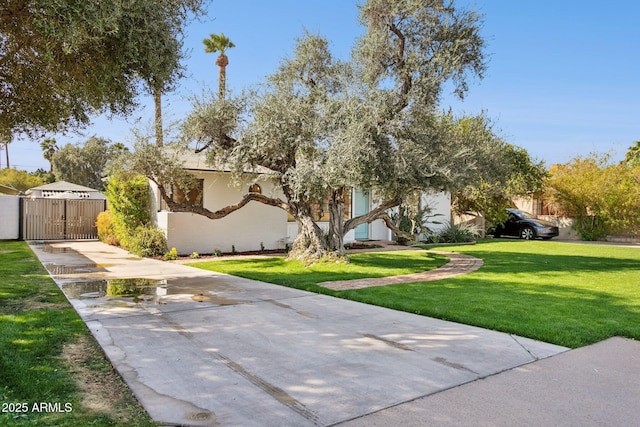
8,0,640,171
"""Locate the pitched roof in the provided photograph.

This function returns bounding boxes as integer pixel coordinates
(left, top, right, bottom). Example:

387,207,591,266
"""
0,183,20,195
179,150,275,175
27,181,101,192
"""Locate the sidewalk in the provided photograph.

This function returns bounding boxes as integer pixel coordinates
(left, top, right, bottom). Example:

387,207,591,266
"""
30,240,639,426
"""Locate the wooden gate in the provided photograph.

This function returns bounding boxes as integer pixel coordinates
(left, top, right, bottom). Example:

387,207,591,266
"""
22,198,106,240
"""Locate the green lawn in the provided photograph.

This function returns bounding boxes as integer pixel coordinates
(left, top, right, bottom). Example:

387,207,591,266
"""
189,240,640,348
191,250,449,293
0,241,154,427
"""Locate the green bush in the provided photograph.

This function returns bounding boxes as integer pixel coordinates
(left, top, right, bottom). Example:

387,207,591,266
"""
96,210,118,246
429,222,480,244
128,226,167,257
163,247,178,261
105,173,152,249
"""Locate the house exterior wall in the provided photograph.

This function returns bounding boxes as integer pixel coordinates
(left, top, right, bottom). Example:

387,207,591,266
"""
286,191,449,243
154,172,287,255
0,195,20,240
155,169,453,254
420,191,451,234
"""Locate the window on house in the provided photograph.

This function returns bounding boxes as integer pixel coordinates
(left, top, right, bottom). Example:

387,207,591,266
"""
172,179,204,208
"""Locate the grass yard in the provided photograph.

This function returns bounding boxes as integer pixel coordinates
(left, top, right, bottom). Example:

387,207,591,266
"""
189,240,640,348
190,250,449,293
0,241,154,427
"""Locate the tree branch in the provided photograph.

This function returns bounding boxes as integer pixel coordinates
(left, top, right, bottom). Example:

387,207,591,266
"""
194,133,237,153
154,179,289,219
379,212,414,243
343,196,402,234
388,21,412,113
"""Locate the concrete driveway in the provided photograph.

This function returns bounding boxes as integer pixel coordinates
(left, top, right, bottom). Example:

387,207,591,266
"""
30,240,574,426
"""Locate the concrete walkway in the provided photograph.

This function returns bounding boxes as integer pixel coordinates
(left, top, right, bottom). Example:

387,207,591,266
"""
30,241,639,426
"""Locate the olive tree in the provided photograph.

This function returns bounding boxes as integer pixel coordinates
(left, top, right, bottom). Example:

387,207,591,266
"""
130,0,505,262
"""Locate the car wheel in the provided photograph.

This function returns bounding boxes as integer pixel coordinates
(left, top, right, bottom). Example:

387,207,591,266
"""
520,227,535,240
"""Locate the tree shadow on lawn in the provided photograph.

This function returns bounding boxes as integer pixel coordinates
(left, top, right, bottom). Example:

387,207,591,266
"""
340,274,640,348
455,249,640,275
194,251,449,291
344,250,449,270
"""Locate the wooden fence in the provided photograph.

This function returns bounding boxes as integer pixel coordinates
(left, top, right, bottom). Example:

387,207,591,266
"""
22,198,106,240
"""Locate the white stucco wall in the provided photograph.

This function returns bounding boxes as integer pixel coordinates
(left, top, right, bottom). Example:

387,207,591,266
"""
420,191,451,233
155,173,452,253
156,172,287,255
286,191,448,243
0,196,20,240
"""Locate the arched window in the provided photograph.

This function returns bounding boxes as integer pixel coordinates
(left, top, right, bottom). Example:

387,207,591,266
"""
249,183,262,194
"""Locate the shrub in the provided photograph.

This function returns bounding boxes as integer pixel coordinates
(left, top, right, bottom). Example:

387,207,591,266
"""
163,247,179,261
96,210,118,246
129,226,167,257
429,222,480,244
190,252,200,259
104,173,152,250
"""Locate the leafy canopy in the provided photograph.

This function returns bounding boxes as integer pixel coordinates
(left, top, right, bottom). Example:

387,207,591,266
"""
129,0,537,261
546,153,640,239
51,137,128,191
0,0,206,137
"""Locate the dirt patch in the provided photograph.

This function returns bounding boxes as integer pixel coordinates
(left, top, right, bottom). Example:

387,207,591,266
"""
60,335,150,424
0,297,70,314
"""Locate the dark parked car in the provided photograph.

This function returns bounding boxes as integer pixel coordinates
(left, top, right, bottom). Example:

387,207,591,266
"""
493,209,559,240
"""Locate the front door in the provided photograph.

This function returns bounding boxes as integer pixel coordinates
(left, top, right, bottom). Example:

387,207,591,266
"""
354,190,369,240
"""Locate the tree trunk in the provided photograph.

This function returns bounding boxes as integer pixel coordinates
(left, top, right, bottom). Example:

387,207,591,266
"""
216,53,229,99
289,210,330,263
154,86,163,147
328,188,346,257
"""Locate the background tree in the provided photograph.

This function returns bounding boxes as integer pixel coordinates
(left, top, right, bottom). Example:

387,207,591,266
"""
546,153,640,240
0,129,11,168
624,141,640,167
0,168,43,193
203,33,235,99
51,137,128,190
31,168,56,184
453,141,548,228
40,138,59,172
0,0,206,138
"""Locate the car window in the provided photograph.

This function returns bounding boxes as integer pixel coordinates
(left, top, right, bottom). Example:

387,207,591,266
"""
511,210,535,220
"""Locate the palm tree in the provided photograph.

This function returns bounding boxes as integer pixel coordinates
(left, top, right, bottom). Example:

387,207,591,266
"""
203,33,235,99
0,129,11,168
40,138,59,172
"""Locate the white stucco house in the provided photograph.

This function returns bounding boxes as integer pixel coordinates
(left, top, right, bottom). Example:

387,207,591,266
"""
150,152,451,255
